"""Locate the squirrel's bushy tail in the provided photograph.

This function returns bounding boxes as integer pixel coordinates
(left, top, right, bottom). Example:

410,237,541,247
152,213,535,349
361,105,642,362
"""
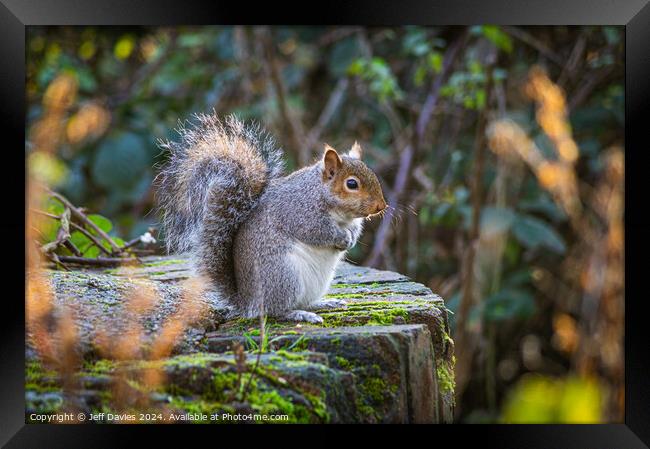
155,113,283,299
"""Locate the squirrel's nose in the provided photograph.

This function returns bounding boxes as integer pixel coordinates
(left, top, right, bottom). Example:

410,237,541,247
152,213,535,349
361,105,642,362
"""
374,201,387,214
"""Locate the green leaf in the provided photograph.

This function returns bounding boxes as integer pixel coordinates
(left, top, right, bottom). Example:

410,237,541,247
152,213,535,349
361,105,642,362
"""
428,51,443,73
330,37,362,77
403,28,431,56
87,214,113,233
503,269,533,288
480,206,515,237
476,88,486,109
347,59,364,76
44,197,65,216
413,65,427,86
83,246,101,258
493,68,507,81
481,25,513,53
70,231,92,254
92,132,150,190
602,26,621,45
501,376,603,423
484,287,536,321
512,215,566,254
519,194,567,222
39,220,61,243
504,237,522,266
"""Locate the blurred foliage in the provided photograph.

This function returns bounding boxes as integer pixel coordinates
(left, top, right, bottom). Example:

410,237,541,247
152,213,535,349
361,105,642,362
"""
501,375,603,423
26,25,624,423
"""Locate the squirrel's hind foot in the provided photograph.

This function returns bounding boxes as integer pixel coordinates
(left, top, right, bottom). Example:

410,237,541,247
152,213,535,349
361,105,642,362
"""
309,298,348,311
282,310,324,324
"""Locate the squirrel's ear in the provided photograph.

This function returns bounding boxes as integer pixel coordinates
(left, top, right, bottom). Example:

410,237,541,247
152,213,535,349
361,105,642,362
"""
348,141,363,160
323,144,342,180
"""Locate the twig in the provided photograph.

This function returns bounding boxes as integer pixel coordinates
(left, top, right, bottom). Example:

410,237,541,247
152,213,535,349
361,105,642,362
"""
261,28,308,165
42,250,70,271
318,27,361,46
41,208,71,254
53,256,139,267
63,240,82,257
416,32,469,139
70,222,113,256
501,26,564,67
47,189,122,253
558,33,587,87
241,314,265,401
453,52,497,404
365,145,414,267
31,208,112,256
568,65,615,112
365,31,468,267
304,78,349,153
121,236,144,251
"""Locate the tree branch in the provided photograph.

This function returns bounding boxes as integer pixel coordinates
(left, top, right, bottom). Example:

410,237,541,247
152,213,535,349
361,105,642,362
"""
47,189,122,253
305,77,349,153
501,26,564,67
364,31,469,267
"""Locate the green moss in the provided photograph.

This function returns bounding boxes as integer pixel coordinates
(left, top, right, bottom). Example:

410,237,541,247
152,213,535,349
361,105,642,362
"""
436,356,456,400
25,360,65,413
361,377,387,402
166,353,221,368
25,382,60,393
334,356,352,370
323,293,365,299
82,358,118,375
140,351,330,423
26,359,61,392
356,402,379,421
283,335,309,352
319,307,409,327
348,300,415,308
26,360,55,382
274,350,308,361
225,317,285,334
302,391,330,422
248,389,294,417
209,371,241,401
169,398,234,422
368,308,409,325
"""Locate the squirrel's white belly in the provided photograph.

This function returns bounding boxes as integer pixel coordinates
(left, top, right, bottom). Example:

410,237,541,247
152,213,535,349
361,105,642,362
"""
287,241,344,307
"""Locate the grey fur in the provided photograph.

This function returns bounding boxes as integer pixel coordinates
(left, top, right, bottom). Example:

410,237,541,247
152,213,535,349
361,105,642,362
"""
155,113,284,300
156,113,368,321
233,163,364,318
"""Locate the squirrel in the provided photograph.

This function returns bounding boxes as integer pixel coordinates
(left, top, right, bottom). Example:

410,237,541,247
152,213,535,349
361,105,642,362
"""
156,113,387,323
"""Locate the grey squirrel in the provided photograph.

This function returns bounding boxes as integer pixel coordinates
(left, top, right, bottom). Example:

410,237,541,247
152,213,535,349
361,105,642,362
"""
156,113,387,323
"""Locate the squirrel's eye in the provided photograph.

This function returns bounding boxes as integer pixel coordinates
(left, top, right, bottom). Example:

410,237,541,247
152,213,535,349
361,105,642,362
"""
346,178,359,190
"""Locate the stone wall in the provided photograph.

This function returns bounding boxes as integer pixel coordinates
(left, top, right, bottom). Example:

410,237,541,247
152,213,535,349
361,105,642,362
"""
26,256,455,423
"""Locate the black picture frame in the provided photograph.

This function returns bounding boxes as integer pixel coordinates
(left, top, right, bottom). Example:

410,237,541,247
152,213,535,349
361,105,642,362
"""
2,0,648,446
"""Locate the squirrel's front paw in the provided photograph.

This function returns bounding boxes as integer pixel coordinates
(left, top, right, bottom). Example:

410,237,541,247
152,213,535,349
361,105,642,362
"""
282,310,324,324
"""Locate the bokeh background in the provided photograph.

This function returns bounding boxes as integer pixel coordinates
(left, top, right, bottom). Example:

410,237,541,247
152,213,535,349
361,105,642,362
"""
26,25,624,423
